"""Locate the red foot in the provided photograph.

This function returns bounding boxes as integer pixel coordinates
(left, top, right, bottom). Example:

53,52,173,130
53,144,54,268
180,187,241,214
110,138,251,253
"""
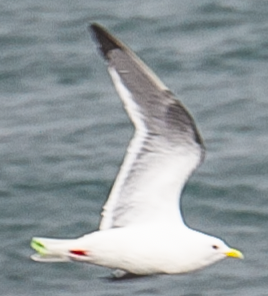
69,250,87,256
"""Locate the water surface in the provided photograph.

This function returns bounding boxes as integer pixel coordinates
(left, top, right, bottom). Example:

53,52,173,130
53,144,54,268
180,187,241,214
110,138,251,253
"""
1,1,268,295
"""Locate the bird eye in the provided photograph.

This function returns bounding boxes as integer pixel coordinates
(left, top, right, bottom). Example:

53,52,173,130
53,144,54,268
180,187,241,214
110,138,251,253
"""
212,245,219,250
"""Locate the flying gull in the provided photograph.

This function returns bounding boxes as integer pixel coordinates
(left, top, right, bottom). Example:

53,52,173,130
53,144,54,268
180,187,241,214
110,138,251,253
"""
31,23,243,277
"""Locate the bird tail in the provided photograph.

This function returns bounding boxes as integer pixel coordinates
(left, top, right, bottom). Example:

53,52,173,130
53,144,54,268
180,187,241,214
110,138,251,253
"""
30,237,78,262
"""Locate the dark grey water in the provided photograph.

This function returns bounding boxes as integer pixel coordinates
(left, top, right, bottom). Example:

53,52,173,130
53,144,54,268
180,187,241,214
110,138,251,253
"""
1,0,268,295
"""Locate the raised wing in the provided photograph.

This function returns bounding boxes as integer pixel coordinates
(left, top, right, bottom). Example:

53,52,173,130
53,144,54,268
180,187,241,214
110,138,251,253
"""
90,23,205,230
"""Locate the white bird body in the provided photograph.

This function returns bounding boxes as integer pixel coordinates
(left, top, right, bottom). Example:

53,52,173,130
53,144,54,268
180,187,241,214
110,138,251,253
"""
32,224,230,275
30,23,243,277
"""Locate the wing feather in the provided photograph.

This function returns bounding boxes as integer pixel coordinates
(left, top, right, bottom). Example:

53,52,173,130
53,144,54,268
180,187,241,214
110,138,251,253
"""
90,24,205,230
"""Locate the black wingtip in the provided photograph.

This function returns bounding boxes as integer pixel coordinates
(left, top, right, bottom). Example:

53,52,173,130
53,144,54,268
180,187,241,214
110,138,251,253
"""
89,23,123,60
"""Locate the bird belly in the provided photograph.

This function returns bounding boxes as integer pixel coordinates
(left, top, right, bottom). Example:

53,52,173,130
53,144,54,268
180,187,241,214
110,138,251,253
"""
77,227,199,275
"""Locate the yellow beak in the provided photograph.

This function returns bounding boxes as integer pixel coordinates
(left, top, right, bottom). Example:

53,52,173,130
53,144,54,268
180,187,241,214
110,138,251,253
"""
225,248,244,259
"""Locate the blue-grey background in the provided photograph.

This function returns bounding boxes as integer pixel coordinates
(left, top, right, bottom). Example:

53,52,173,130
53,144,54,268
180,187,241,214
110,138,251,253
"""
1,0,268,295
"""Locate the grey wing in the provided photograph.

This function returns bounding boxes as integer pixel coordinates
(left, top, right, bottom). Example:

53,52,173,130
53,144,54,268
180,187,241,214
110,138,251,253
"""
90,24,205,230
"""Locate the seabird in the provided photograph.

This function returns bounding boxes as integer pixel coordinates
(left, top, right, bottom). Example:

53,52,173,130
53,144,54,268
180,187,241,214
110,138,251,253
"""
30,23,243,277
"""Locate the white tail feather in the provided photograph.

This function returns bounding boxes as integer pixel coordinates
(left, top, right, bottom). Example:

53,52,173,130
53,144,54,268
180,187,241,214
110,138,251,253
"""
31,253,71,262
31,237,79,262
